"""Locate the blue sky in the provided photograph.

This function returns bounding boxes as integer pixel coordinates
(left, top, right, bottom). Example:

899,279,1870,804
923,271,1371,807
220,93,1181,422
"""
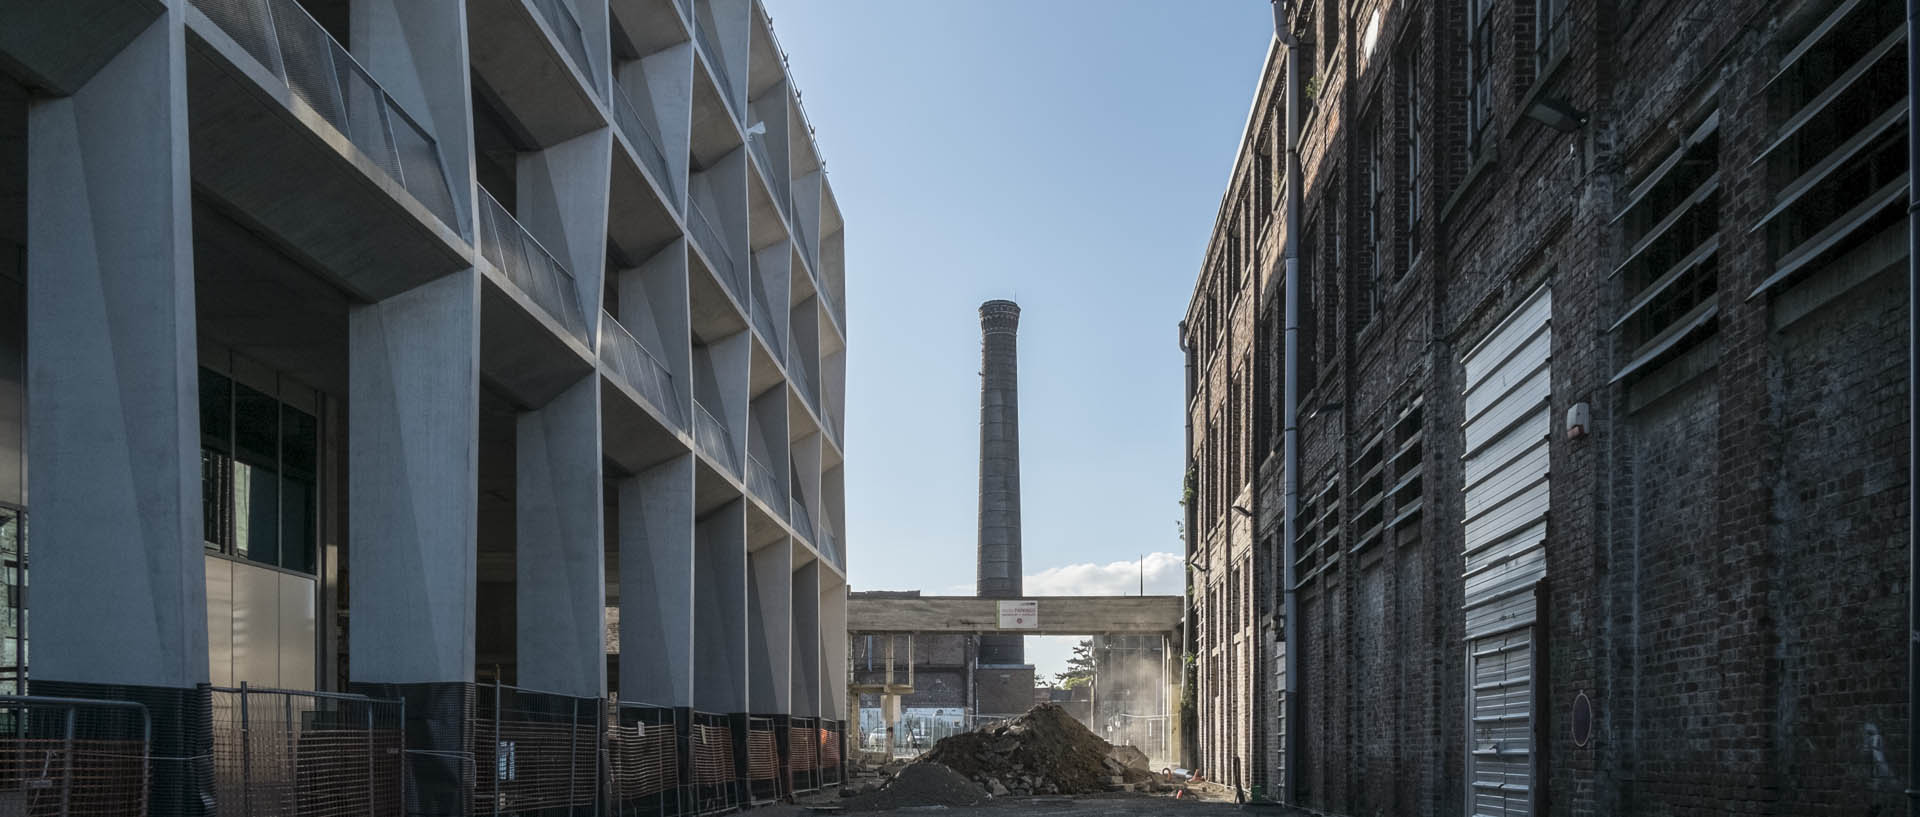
765,1,1274,676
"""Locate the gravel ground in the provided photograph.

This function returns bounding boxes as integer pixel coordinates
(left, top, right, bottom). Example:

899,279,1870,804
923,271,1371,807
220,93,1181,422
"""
752,790,1306,817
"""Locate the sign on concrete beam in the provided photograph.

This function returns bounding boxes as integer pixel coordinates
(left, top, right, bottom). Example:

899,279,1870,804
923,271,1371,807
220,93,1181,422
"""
997,600,1039,629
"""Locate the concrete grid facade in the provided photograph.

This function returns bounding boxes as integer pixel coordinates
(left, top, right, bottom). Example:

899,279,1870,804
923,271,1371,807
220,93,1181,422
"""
1186,0,1910,814
1,0,847,811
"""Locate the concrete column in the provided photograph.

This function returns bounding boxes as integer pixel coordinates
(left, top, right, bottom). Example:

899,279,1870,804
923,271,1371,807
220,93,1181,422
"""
516,373,605,698
618,454,696,706
791,558,821,717
748,539,792,713
349,270,481,684
26,9,206,690
351,0,477,232
518,128,613,324
694,500,748,712
820,576,847,720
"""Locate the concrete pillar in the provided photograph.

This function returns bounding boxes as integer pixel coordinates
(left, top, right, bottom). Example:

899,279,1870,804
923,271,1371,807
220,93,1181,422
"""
748,539,792,713
350,0,476,232
618,454,696,706
791,558,821,717
26,8,204,691
349,269,481,684
820,576,848,720
694,499,747,712
518,128,613,325
516,373,605,698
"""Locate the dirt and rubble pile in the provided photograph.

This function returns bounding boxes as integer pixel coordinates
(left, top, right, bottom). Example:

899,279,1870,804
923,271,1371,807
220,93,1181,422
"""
912,703,1159,797
836,761,990,812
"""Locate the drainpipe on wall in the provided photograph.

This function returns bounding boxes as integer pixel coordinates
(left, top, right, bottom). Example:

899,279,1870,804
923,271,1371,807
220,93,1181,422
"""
1906,4,1917,816
1270,0,1304,806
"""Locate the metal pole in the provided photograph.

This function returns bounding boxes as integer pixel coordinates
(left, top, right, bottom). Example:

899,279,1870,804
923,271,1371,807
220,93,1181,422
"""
492,680,501,817
287,693,299,817
365,704,376,814
240,683,253,817
1271,0,1305,805
1906,6,1918,817
59,705,74,817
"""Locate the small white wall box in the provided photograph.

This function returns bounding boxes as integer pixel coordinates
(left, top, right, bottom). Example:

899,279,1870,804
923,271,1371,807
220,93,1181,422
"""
1566,402,1590,439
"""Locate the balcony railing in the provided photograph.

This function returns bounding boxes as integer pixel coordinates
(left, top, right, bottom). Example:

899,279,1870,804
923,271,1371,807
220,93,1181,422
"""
746,134,788,217
600,312,684,430
612,76,677,210
532,0,595,94
478,189,589,342
190,0,460,231
792,216,817,273
789,496,813,543
819,523,838,566
746,452,785,506
689,195,745,304
694,14,740,121
693,401,738,475
817,285,843,330
749,259,785,362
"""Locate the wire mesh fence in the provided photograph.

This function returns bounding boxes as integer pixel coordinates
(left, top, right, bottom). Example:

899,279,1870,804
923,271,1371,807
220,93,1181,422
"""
611,76,677,209
188,0,461,230
478,189,591,343
208,685,403,817
692,401,739,477
743,718,777,803
817,721,841,786
469,682,599,817
601,312,686,431
606,703,680,817
688,196,745,305
745,453,784,509
685,713,736,816
0,695,149,817
786,717,816,794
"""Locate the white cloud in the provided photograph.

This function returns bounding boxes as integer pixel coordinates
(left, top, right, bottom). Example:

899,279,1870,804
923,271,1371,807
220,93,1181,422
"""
1023,552,1184,597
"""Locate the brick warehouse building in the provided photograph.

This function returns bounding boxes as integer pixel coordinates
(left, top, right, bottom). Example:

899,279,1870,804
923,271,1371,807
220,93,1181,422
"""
0,0,849,814
1183,0,1911,814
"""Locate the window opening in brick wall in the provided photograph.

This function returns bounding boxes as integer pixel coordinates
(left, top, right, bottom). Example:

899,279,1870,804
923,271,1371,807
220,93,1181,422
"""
1389,398,1424,530
1359,110,1385,331
1752,0,1907,294
1466,0,1495,156
1301,216,1322,390
1610,106,1720,383
1321,0,1339,73
1399,41,1422,274
1294,475,1341,580
1535,0,1569,77
1351,427,1386,551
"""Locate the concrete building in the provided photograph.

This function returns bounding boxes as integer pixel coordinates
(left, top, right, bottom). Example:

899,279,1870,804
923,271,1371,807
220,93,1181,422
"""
1188,0,1911,814
1,0,848,812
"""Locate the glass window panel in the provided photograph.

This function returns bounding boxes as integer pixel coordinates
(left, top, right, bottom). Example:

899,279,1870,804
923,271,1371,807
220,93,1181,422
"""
282,406,318,477
203,448,233,549
234,460,280,566
281,476,315,574
234,383,279,464
200,369,233,445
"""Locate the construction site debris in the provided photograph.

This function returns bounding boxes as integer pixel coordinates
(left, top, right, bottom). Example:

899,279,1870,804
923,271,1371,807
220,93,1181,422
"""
912,703,1163,797
836,761,990,812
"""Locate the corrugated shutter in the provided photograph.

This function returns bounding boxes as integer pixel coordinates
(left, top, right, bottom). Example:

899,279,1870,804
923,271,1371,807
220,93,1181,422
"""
1459,285,1549,817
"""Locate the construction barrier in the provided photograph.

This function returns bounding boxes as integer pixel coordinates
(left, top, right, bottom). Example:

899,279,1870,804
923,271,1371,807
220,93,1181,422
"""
686,712,737,816
208,685,404,817
786,716,817,795
469,682,599,816
817,720,842,787
743,717,778,803
607,703,681,817
0,695,149,817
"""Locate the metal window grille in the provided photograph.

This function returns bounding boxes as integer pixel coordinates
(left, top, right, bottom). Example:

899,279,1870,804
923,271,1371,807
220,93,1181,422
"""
468,683,598,817
0,695,149,817
607,703,680,817
692,401,739,476
477,189,590,343
686,713,737,816
188,0,461,231
207,685,403,817
601,312,686,430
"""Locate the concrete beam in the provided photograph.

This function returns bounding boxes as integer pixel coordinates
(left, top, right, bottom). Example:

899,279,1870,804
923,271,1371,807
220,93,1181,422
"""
847,596,1184,636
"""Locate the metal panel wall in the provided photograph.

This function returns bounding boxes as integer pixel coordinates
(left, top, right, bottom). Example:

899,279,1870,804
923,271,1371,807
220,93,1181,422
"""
1459,285,1549,817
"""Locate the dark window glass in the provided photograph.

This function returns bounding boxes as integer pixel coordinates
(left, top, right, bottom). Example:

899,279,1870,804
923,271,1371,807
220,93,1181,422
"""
281,476,315,574
234,384,279,465
282,407,317,477
199,369,232,445
202,448,232,549
234,460,279,566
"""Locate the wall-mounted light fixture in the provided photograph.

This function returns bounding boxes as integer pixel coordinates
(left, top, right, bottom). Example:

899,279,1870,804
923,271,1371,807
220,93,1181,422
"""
1526,96,1589,132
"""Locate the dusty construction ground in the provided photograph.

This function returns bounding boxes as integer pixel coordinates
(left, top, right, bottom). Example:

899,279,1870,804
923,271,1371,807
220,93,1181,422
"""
760,792,1293,816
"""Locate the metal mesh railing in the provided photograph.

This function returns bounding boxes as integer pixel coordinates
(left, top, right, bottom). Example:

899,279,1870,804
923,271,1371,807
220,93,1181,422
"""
478,189,590,343
745,135,787,217
607,704,679,817
818,722,841,786
612,76,677,209
693,401,738,477
208,685,403,817
602,312,685,430
688,196,744,305
792,219,816,276
686,713,736,816
787,717,816,793
469,683,598,816
789,496,813,543
0,695,149,817
530,0,593,92
748,258,785,362
746,453,784,508
189,0,459,230
744,718,777,802
693,14,739,121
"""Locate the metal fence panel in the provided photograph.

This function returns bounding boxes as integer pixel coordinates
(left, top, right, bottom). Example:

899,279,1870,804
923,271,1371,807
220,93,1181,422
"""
209,685,405,817
685,713,735,816
607,704,679,817
0,695,149,817
469,683,598,816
